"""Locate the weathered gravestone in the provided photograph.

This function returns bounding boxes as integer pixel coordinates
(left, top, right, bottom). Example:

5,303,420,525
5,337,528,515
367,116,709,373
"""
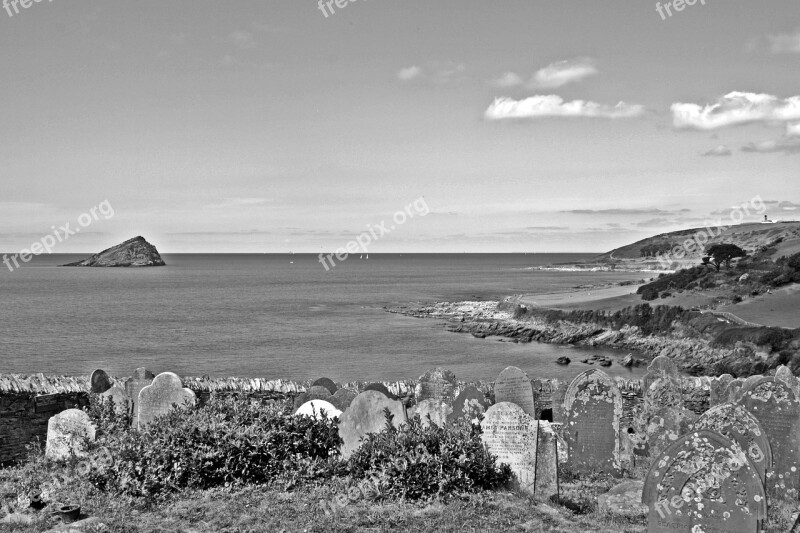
642,356,679,396
338,390,407,458
709,374,734,406
644,377,683,413
726,379,744,404
563,369,623,476
292,392,310,412
90,369,113,394
307,386,333,401
415,368,458,403
137,372,196,430
692,403,772,485
100,386,130,416
311,377,338,396
329,388,358,411
124,367,155,428
45,409,96,460
775,365,800,399
643,405,698,462
295,399,342,420
447,385,491,425
737,376,800,500
494,366,536,417
363,382,393,398
414,399,452,427
480,402,558,500
642,430,766,533
550,379,569,423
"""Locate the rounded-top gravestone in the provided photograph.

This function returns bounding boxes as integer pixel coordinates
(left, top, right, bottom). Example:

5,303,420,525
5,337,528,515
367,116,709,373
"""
295,400,342,420
338,390,407,458
90,369,113,394
493,366,536,417
45,409,96,460
330,388,358,411
307,386,334,401
414,368,458,404
363,382,393,398
137,372,196,430
311,377,338,396
414,399,452,428
124,367,156,428
447,385,490,425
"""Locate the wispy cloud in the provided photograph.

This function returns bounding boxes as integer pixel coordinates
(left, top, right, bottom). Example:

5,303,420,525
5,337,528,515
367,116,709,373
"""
485,95,645,120
787,122,800,137
528,58,598,89
702,145,732,157
208,197,272,209
563,208,675,215
397,65,422,81
768,28,800,54
229,30,256,50
672,92,800,130
741,137,800,154
490,72,524,88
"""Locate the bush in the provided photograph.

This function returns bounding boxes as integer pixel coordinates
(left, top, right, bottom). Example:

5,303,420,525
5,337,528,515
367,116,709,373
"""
98,395,343,498
732,295,743,304
660,292,672,299
347,411,512,500
641,288,659,301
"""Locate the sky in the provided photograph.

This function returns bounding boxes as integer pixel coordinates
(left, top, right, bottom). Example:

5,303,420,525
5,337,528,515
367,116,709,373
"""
1,0,799,254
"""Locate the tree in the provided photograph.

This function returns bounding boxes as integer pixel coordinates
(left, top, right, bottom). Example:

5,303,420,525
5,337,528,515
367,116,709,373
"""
705,244,747,272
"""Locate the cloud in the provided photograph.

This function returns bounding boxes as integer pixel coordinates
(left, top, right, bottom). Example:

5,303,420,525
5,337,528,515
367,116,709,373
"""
524,226,570,231
672,92,800,130
787,122,800,137
529,58,598,89
635,218,673,227
777,201,800,210
741,137,800,154
702,145,733,157
485,95,645,120
208,198,272,209
490,72,524,88
563,208,671,215
397,66,423,81
768,28,800,54
229,30,256,50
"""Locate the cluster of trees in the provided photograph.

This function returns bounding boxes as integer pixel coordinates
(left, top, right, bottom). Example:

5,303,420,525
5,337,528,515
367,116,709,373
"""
761,252,800,287
703,244,748,272
527,304,694,337
639,242,673,257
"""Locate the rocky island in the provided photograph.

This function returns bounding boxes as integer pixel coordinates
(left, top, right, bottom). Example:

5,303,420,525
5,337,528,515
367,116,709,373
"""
62,236,166,267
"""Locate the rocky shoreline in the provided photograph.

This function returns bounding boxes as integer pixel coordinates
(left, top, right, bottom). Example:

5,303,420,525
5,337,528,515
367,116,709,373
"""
386,300,735,375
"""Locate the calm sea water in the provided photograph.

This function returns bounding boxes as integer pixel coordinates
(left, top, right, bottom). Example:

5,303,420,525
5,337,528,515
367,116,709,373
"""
0,254,648,382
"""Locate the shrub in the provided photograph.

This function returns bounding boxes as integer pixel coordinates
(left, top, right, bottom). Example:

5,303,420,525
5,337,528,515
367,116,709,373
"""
732,295,743,304
347,411,512,500
641,288,659,301
99,395,342,498
660,292,672,299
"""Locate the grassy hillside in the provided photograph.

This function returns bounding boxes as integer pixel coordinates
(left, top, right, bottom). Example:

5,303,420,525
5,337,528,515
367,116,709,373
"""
596,221,800,268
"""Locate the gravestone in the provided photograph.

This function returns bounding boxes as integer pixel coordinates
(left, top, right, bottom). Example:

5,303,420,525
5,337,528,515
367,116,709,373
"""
100,386,130,416
292,392,310,412
644,405,698,461
329,388,358,411
363,382,393,398
415,368,458,403
641,355,679,395
447,385,491,425
137,372,197,430
692,403,772,485
642,430,766,533
45,409,96,460
563,369,623,476
494,366,536,417
709,374,734,406
534,422,560,501
295,400,342,420
311,377,338,396
90,369,113,394
307,386,333,401
480,402,557,499
775,365,800,398
726,379,744,403
338,390,407,458
643,377,683,413
124,367,155,428
737,376,800,500
414,399,452,427
550,379,569,423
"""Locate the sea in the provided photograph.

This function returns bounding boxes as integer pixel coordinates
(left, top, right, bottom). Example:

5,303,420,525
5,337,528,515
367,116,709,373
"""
0,253,649,383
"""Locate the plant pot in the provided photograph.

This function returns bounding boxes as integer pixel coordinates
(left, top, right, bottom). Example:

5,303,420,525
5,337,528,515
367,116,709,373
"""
29,493,45,510
58,504,81,523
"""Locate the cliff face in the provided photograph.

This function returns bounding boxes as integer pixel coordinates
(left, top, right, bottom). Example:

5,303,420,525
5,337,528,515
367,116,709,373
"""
63,236,166,267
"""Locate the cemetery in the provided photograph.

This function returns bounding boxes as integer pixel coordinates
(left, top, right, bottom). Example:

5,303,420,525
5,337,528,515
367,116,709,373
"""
0,361,800,531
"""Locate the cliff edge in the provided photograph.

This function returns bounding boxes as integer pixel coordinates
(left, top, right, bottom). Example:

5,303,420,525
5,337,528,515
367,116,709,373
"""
62,236,166,267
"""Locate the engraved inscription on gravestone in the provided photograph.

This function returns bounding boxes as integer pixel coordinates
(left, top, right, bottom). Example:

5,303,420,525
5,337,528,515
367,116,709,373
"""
480,402,538,495
415,368,458,403
494,366,536,417
45,409,96,460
